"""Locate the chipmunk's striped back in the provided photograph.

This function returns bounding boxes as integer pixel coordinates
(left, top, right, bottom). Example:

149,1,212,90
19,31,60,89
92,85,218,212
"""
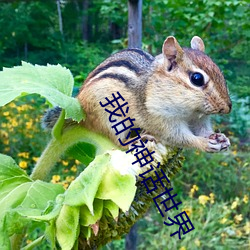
83,48,155,89
77,48,155,145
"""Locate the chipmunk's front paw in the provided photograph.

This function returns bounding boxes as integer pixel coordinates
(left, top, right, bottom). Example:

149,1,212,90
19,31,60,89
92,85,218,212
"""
206,133,230,152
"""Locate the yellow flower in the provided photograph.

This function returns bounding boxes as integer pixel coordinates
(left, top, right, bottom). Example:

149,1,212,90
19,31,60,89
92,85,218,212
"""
4,147,10,152
70,165,77,172
232,150,237,156
220,217,228,224
26,121,33,129
18,152,30,159
19,161,28,169
234,214,243,224
209,193,215,204
9,102,16,108
179,247,186,250
3,138,9,145
17,106,24,112
3,111,9,116
66,176,75,182
17,105,31,112
75,160,81,165
231,201,238,209
32,157,39,163
243,195,248,204
51,175,61,183
221,162,228,167
18,152,24,158
0,130,8,138
198,195,210,206
231,197,240,209
182,207,192,217
62,160,69,166
189,184,199,198
194,238,201,247
244,221,250,234
11,119,18,127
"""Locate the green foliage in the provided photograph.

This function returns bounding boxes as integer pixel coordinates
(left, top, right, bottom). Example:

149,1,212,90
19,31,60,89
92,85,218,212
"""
0,62,84,122
0,96,49,176
0,62,123,248
61,42,110,86
177,147,249,201
0,154,64,249
63,152,136,212
66,142,96,165
142,0,250,99
0,1,61,65
136,196,249,249
214,97,250,139
0,141,149,249
107,141,250,250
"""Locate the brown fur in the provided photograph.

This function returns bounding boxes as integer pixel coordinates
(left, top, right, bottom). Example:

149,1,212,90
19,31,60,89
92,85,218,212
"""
77,36,231,152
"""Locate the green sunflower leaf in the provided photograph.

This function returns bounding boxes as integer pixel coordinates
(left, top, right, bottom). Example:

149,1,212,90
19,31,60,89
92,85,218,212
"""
0,62,84,122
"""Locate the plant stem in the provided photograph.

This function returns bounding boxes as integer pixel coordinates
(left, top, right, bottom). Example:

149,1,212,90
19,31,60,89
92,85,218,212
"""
10,232,25,250
30,126,118,181
11,127,117,249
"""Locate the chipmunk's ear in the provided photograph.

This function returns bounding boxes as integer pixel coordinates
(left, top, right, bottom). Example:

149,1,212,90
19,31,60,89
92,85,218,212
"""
191,36,205,52
162,36,184,63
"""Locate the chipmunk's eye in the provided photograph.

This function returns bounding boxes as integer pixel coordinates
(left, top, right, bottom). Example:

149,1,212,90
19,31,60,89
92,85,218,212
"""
190,72,204,87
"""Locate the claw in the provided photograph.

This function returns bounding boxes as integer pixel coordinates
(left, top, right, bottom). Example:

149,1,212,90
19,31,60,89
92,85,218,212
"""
207,133,230,152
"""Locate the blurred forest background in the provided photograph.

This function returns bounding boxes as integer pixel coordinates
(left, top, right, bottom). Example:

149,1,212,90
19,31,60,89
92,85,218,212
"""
0,0,249,249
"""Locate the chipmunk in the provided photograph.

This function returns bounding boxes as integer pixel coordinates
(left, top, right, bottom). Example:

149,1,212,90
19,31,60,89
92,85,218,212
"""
43,36,232,153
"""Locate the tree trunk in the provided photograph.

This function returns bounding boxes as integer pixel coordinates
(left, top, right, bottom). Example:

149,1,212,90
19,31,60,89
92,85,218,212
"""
126,2,142,246
128,0,142,49
56,0,63,36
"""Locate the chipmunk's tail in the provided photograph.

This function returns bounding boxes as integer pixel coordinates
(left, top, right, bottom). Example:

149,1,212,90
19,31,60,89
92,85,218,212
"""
41,106,62,130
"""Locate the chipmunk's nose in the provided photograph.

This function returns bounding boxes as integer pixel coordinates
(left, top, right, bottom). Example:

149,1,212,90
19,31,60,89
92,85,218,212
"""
219,101,232,114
